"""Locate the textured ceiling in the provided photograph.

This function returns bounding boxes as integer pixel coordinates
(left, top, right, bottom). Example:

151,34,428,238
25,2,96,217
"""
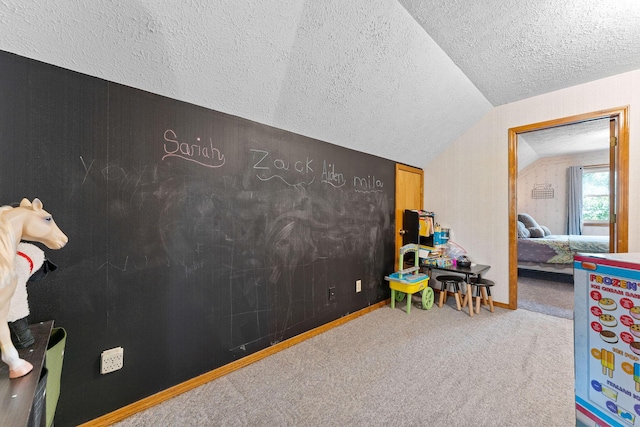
518,118,610,170
0,0,491,167
1,1,639,168
521,119,610,157
399,0,640,106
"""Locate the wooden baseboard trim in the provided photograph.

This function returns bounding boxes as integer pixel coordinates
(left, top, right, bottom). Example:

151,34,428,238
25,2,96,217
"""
494,301,510,310
80,300,388,426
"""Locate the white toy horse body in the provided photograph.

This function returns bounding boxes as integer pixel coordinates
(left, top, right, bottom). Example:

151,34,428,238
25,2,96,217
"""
0,198,67,378
8,242,45,322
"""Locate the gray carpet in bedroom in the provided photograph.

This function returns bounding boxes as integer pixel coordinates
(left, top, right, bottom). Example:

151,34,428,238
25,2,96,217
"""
113,303,575,427
517,269,574,319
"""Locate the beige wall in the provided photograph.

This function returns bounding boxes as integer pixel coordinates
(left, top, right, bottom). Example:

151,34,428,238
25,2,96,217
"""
424,69,640,305
517,150,609,234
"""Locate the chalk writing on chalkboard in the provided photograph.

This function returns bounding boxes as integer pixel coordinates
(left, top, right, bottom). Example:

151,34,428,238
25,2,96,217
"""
250,149,315,187
321,161,346,188
79,156,95,185
353,175,383,193
0,50,398,427
162,129,225,168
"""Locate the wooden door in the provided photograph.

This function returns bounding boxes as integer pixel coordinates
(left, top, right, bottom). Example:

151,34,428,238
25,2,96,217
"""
395,164,424,269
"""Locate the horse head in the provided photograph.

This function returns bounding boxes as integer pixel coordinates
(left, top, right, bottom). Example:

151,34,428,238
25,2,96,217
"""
0,197,67,378
16,198,68,249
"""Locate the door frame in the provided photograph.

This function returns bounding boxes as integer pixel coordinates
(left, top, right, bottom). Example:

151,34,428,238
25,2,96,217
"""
508,106,629,309
395,164,424,269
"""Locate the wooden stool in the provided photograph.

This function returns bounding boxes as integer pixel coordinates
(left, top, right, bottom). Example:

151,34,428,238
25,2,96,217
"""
469,278,495,313
436,275,464,311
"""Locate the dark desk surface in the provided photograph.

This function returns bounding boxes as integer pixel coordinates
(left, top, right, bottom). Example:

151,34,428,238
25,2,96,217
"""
0,320,53,427
429,263,491,277
426,264,491,317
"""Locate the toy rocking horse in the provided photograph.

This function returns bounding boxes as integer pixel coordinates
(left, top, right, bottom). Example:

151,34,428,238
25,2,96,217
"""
0,198,67,378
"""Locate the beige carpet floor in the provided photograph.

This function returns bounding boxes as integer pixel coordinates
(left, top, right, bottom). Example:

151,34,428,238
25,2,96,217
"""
114,301,575,427
517,270,574,319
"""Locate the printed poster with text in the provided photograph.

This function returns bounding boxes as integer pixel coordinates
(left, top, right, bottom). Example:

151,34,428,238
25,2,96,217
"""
588,269,640,425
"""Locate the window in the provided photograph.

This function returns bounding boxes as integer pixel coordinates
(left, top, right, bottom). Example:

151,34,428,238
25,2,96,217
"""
582,166,609,222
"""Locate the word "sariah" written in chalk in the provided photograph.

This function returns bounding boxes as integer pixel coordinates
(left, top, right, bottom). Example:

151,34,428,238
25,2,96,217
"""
162,129,225,168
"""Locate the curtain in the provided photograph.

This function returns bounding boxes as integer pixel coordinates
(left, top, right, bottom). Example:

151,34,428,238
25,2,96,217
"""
567,166,583,235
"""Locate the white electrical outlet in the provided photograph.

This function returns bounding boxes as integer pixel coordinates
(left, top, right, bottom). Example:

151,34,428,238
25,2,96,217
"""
356,279,362,292
101,346,124,374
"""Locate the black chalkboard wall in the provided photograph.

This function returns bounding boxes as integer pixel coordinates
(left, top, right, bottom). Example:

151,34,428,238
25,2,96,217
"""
0,50,396,426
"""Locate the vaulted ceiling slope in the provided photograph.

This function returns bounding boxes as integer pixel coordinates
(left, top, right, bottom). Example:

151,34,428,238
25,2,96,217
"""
0,1,491,167
399,0,640,106
2,1,640,167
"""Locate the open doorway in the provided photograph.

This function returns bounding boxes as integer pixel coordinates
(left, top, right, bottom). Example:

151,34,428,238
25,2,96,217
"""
507,107,629,311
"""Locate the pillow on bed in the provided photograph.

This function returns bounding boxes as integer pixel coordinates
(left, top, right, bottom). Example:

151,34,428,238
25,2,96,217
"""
528,227,545,238
517,221,530,238
540,225,552,236
518,213,545,238
518,213,539,228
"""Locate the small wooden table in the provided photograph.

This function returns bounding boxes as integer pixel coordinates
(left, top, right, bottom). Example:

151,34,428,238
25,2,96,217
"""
427,264,491,317
0,320,53,427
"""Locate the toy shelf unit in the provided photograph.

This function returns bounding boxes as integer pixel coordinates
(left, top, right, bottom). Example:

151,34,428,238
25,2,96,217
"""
385,244,434,314
402,209,435,248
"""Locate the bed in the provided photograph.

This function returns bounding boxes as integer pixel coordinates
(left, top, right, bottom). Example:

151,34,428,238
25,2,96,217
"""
517,213,609,274
518,234,609,273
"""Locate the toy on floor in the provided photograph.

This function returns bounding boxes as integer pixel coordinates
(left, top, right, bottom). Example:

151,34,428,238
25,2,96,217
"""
0,198,67,378
385,244,434,314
